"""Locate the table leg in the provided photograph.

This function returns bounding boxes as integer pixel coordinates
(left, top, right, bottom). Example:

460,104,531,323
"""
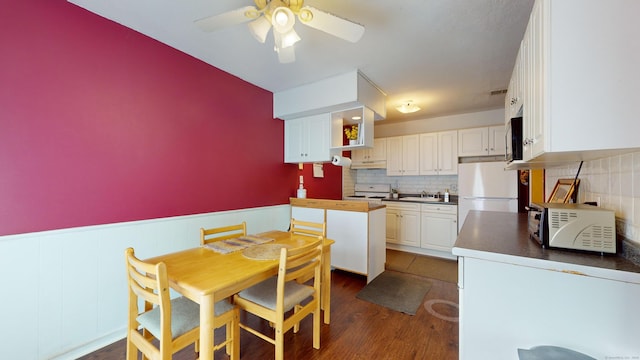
200,294,215,359
322,244,331,324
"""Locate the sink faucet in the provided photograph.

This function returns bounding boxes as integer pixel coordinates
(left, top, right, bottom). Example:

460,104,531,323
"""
421,191,427,198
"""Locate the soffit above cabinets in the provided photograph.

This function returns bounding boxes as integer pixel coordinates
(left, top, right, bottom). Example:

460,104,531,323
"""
273,70,386,121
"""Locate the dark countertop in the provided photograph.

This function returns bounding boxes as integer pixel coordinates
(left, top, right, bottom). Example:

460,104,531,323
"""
382,195,458,205
453,210,640,280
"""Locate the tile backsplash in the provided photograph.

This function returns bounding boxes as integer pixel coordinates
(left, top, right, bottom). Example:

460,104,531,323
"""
347,168,458,196
546,151,640,246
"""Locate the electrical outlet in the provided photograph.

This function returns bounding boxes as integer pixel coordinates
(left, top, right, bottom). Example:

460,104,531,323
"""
450,184,458,192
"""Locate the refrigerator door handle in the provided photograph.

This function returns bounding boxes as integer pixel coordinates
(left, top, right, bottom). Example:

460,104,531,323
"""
461,196,518,200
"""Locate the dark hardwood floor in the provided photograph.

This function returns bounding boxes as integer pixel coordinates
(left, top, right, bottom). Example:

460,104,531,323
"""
80,269,458,360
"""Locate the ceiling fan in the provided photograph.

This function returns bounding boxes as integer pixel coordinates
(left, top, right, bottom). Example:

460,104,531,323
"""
195,0,365,63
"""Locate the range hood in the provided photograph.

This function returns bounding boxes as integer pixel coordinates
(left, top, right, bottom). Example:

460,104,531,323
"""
350,160,386,169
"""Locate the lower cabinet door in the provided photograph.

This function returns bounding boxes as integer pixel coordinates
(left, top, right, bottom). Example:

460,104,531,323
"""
399,211,420,247
421,213,457,252
385,209,400,244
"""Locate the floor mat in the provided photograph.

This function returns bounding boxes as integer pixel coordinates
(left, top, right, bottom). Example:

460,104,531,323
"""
386,249,458,283
356,271,432,315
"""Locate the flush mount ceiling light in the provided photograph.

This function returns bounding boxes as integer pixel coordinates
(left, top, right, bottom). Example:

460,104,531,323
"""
396,100,421,114
195,0,365,63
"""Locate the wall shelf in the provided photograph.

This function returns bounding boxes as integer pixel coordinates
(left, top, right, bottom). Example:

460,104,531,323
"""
330,106,375,150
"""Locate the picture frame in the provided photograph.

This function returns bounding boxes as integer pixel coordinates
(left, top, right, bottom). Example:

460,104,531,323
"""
548,178,580,203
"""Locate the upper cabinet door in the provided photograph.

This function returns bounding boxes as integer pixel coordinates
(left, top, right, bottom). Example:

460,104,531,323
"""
284,114,333,163
386,136,404,176
419,133,438,175
437,130,458,175
284,119,306,163
402,135,420,176
370,138,387,162
487,125,507,156
458,127,489,157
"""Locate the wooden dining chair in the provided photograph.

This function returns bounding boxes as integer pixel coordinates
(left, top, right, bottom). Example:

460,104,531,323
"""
289,218,331,324
289,218,326,238
200,221,247,245
233,238,324,360
124,248,239,360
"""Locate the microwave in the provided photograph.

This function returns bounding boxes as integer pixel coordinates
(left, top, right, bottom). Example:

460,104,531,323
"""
505,117,523,162
528,203,616,254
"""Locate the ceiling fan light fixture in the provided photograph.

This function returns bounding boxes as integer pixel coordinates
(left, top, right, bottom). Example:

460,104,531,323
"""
248,16,271,43
272,7,295,33
396,101,421,114
279,28,301,48
276,43,296,63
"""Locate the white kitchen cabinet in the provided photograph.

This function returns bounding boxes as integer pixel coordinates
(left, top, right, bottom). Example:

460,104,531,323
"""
521,0,544,161
419,130,458,175
385,202,420,247
291,201,386,283
454,211,640,359
504,50,523,123
509,0,640,165
386,135,419,176
284,113,335,163
458,125,506,157
420,204,457,253
387,201,458,259
458,256,640,359
351,138,387,168
326,208,386,282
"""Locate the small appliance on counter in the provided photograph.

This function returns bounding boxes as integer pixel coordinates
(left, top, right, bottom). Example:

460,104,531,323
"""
343,183,391,203
528,202,616,254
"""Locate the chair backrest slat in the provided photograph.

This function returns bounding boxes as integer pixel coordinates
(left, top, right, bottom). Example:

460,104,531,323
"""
289,219,326,238
279,238,323,284
201,222,247,245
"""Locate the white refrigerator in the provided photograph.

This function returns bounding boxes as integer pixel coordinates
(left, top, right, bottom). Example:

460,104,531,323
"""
458,161,518,231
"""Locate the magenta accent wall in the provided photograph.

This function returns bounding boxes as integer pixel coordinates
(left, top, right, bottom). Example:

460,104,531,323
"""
0,1,342,236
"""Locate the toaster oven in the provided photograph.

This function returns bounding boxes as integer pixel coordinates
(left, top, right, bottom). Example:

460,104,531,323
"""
528,202,616,254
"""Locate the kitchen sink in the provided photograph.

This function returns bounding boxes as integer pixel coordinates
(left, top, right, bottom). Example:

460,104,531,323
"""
398,196,442,202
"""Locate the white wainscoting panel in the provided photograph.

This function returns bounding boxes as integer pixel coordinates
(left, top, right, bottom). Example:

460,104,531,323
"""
0,204,291,360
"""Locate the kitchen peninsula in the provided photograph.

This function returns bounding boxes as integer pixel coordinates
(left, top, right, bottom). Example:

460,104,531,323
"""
453,211,640,359
290,198,385,282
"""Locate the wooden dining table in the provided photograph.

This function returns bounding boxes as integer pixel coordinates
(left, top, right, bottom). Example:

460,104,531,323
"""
145,230,334,360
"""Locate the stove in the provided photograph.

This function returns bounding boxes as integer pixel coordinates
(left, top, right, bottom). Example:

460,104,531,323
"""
344,184,391,202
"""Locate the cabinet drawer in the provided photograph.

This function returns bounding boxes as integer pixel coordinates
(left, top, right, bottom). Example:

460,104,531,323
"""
421,203,457,215
385,202,420,212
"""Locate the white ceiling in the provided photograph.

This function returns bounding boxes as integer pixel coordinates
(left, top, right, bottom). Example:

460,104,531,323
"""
67,0,534,122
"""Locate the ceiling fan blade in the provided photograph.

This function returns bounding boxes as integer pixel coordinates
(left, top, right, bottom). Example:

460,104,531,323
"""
194,6,259,32
297,6,365,43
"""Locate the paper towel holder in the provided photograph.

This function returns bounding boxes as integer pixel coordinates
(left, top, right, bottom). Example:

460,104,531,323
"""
331,155,352,167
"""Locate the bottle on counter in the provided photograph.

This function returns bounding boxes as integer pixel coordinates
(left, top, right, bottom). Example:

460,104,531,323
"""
444,189,450,202
297,176,307,198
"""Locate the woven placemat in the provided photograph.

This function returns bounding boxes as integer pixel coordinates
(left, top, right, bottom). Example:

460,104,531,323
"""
243,244,292,260
203,235,274,254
